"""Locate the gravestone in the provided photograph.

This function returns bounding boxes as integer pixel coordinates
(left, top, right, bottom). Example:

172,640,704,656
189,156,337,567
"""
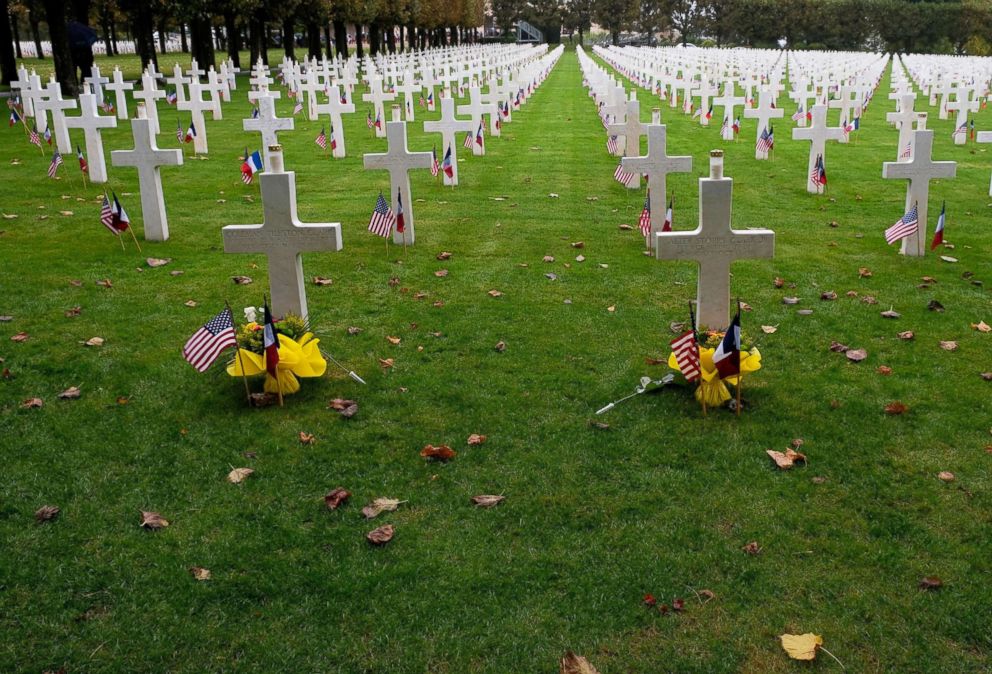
622,124,692,240
132,72,165,136
743,88,783,159
608,98,648,189
314,84,354,158
362,76,396,138
713,81,746,141
792,104,845,194
244,94,294,167
364,106,435,245
223,146,342,319
944,83,978,146
176,81,213,154
881,124,957,257
34,80,77,154
105,67,133,120
886,93,918,160
977,130,992,196
457,86,499,144
110,103,184,241
656,150,775,331
63,86,117,183
423,96,476,186
83,65,109,106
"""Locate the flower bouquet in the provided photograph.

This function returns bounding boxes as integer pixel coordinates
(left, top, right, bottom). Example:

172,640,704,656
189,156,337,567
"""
668,327,762,410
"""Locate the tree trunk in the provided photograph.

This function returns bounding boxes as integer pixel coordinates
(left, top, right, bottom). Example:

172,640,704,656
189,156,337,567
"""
157,18,167,53
28,9,42,59
369,22,380,55
355,24,364,58
385,25,395,53
333,20,348,57
180,22,188,52
407,24,416,51
249,16,263,65
306,20,320,59
41,0,76,94
99,5,113,55
225,11,240,67
11,10,23,59
70,0,89,23
397,24,403,53
110,18,118,54
611,28,619,45
578,26,584,45
323,23,331,58
1,3,16,86
189,14,216,70
129,0,157,70
281,15,294,59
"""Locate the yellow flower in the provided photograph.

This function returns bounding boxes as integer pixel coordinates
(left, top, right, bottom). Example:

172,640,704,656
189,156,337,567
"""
668,346,762,408
227,332,327,395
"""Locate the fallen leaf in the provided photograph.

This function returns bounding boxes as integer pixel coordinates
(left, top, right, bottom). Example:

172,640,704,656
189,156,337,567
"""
249,392,278,407
472,494,505,508
386,336,401,345
940,341,958,351
59,210,73,216
232,275,253,285
436,251,452,261
312,276,333,286
618,224,633,231
367,524,394,545
35,505,60,523
434,269,449,277
227,467,254,484
767,448,807,469
467,434,487,445
11,332,29,342
607,305,616,313
560,652,600,674
938,471,955,482
846,348,867,362
324,488,350,510
846,290,859,298
543,255,555,263
328,399,358,417
643,593,657,607
140,511,169,529
84,337,105,347
927,300,944,312
672,598,685,611
877,366,893,375
971,321,990,333
940,255,957,263
65,306,81,317
379,358,394,369
20,397,43,409
862,295,878,305
421,444,456,461
880,309,901,319
495,341,506,352
95,279,112,288
58,386,81,399
571,241,585,249
575,254,585,262
347,326,363,335
742,541,761,555
829,341,849,353
361,498,404,519
116,395,130,405
773,277,785,288
388,277,400,287
488,289,503,297
298,432,316,445
698,589,716,603
545,273,558,280
780,633,823,661
981,372,992,381
884,401,908,415
820,291,837,301
898,331,915,340
858,267,873,278
184,300,197,308
919,576,943,590
189,566,211,581
146,257,171,267
782,296,800,305
761,325,778,334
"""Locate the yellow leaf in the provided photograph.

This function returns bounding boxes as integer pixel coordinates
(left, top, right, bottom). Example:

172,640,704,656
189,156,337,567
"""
780,633,823,660
227,467,254,484
560,652,600,674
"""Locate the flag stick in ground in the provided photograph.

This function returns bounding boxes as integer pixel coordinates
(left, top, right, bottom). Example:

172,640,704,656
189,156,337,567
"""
105,191,126,252
225,300,253,405
689,301,706,417
127,225,143,253
735,300,742,417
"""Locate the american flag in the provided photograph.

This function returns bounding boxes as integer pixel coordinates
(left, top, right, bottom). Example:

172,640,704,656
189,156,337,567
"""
810,154,826,186
29,124,41,147
756,125,774,153
100,193,116,234
47,149,63,178
176,119,184,143
77,145,88,173
293,100,303,115
791,105,804,121
463,130,474,149
900,142,912,159
638,191,651,237
166,90,177,105
670,330,701,383
100,100,115,114
953,121,967,138
430,146,440,176
607,135,619,153
419,94,425,108
719,117,729,136
884,203,919,245
315,127,327,149
182,307,238,372
368,192,394,238
366,110,374,128
614,163,634,184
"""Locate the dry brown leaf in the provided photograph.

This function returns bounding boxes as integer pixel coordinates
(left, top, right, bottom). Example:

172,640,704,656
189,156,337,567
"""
232,275,253,285
20,397,43,409
858,267,873,278
877,366,893,376
472,494,505,508
773,276,785,288
971,321,991,333
35,505,60,523
919,576,943,590
927,300,944,312
347,326,362,335
299,431,316,445
607,305,616,313
829,341,849,353
324,488,350,510
766,450,794,469
367,524,394,545
434,269,449,278
488,289,503,297
146,257,171,267
388,277,400,287
940,255,958,263
140,511,169,529
742,541,762,555
494,340,506,352
575,254,585,262
862,295,878,305
821,291,837,301
467,434,487,446
981,372,992,381
436,251,452,260
560,652,600,674
543,255,555,263
11,332,29,342
698,589,716,603
328,398,358,417
846,348,867,362
386,335,401,345
885,401,908,415
312,276,333,286
116,395,130,405
412,291,428,300
782,296,800,305
64,306,81,317
227,467,254,484
361,498,404,519
421,444,456,461
379,358,394,369
84,337,105,347
58,386,81,399
618,224,633,230
880,309,901,319
96,279,112,288
898,331,915,340
940,341,958,351
184,300,198,308
938,471,955,482
189,566,211,581
761,325,778,334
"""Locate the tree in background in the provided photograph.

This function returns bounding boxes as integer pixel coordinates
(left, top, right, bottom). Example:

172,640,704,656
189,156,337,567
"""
594,0,636,45
1,0,17,84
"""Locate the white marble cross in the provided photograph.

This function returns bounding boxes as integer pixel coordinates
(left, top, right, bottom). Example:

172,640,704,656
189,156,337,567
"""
788,80,815,127
945,83,978,146
103,67,133,120
695,79,719,126
608,98,648,189
935,79,955,119
395,74,421,122
63,87,117,183
132,72,165,136
177,81,213,154
186,58,205,79
223,147,342,320
713,82,745,141
656,152,775,331
315,85,354,158
977,130,992,196
21,72,46,128
34,80,77,154
364,107,434,245
792,104,845,194
423,96,476,186
457,86,498,153
828,82,858,140
887,93,918,159
110,104,183,241
84,65,110,106
882,128,956,257
200,68,224,120
10,66,33,115
166,64,189,106
362,76,396,138
743,88,784,159
244,94,294,166
622,124,692,240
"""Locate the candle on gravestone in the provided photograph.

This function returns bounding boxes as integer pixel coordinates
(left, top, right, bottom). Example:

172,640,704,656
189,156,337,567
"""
710,149,724,179
269,145,284,173
392,104,401,122
918,112,927,130
652,108,660,124
136,102,147,119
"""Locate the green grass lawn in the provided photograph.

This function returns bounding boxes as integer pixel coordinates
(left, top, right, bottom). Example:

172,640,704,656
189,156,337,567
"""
1,46,991,673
